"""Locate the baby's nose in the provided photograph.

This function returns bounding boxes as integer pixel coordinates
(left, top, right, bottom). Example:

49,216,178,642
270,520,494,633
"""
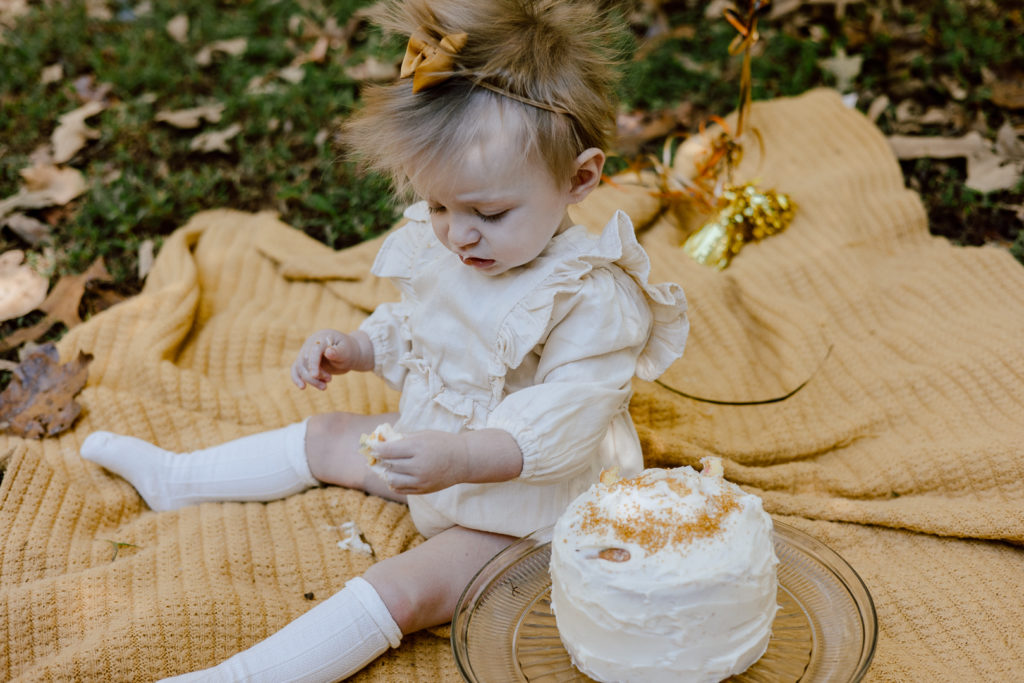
448,217,480,248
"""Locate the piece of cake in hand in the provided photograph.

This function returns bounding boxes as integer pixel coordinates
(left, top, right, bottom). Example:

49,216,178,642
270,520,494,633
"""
358,423,402,481
549,458,778,683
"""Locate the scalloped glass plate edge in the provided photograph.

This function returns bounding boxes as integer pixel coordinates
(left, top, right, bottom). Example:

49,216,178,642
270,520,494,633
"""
452,520,877,683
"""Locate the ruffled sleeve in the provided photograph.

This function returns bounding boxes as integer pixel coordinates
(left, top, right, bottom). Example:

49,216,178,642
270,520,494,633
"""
491,210,688,383
485,268,650,482
484,211,688,483
367,202,435,289
357,202,436,389
597,211,688,381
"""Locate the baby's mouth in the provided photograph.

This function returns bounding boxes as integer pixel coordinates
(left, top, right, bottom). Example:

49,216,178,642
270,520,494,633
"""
460,255,496,269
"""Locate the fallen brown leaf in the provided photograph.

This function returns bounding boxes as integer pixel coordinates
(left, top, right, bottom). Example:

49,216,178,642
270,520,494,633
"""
40,63,63,85
0,165,89,222
344,56,399,83
85,0,112,20
0,250,49,323
40,257,112,329
154,103,225,129
20,164,89,204
0,258,111,352
888,129,1024,194
1,213,51,246
0,0,29,34
818,47,863,92
166,13,189,44
194,38,247,67
137,239,155,280
73,74,113,104
290,35,329,67
189,123,243,153
51,101,106,164
990,78,1024,110
0,343,92,439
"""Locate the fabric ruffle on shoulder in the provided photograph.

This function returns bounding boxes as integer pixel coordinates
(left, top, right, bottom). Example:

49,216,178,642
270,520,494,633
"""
493,210,688,383
368,202,438,296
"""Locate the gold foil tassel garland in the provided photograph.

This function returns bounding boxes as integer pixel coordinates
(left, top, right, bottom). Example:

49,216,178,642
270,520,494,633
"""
683,182,795,269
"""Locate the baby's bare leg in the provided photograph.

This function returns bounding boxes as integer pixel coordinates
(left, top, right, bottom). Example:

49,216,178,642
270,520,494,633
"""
305,411,404,503
364,525,516,633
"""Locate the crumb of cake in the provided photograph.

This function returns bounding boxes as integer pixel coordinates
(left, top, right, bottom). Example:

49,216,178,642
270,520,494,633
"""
700,456,724,478
358,423,402,466
595,547,631,562
599,467,621,485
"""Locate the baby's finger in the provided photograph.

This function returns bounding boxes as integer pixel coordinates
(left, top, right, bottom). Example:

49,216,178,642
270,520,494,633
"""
290,363,307,389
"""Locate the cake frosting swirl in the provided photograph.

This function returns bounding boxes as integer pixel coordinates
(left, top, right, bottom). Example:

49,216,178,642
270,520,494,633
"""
549,461,778,683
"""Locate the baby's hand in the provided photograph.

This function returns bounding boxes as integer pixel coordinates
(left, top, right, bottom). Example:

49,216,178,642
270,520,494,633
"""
372,430,470,495
291,329,364,390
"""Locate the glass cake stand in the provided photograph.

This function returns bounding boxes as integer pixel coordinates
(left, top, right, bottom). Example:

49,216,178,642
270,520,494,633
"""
452,521,877,682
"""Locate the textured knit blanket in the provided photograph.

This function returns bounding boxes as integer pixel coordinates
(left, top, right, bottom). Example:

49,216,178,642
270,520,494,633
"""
2,89,1023,681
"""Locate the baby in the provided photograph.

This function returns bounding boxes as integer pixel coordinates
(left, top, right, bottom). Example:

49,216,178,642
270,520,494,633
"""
80,0,688,680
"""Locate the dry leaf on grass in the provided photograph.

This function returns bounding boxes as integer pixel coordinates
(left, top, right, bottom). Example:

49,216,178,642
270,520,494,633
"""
0,343,92,439
2,213,51,246
0,165,88,222
20,164,89,204
85,0,112,20
276,66,306,84
189,123,243,153
0,258,111,352
0,250,48,323
991,78,1024,110
290,35,329,67
52,101,106,164
818,47,862,93
74,74,113,104
344,56,398,83
888,124,1024,193
166,13,189,44
137,239,155,280
0,0,30,33
194,37,247,67
40,63,63,85
154,103,225,128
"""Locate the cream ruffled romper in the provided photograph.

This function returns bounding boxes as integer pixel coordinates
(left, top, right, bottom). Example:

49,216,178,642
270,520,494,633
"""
359,202,689,538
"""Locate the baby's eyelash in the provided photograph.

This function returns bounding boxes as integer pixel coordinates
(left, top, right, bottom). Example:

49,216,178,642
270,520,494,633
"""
427,205,445,214
476,209,509,223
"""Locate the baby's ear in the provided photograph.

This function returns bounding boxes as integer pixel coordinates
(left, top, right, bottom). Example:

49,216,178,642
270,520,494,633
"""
568,148,606,202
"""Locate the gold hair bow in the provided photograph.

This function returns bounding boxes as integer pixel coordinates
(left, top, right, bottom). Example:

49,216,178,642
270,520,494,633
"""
400,28,468,93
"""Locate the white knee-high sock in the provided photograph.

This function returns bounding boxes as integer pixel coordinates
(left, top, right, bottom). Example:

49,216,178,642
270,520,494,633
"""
161,577,402,682
80,420,318,511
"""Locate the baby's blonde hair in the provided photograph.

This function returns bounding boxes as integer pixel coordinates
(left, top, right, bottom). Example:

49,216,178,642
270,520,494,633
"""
343,0,623,195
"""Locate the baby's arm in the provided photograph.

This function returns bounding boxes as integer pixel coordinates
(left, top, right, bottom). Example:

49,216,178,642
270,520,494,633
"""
291,329,374,391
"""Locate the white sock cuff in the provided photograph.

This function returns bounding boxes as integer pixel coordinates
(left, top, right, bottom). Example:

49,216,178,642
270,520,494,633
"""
283,418,319,487
346,577,402,648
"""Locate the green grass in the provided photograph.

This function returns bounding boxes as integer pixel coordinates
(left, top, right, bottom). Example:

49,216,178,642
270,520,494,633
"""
1,0,401,285
1,0,1021,302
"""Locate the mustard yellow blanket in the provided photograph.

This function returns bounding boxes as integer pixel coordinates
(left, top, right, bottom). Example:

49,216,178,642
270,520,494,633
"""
2,89,1023,681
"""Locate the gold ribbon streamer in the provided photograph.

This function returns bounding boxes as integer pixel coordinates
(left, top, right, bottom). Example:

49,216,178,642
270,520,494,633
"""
655,345,832,406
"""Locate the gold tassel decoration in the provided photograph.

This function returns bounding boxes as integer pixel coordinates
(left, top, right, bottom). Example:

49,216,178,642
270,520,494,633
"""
683,182,795,269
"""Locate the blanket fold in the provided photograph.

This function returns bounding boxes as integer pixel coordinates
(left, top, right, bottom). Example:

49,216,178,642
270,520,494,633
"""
2,89,1023,681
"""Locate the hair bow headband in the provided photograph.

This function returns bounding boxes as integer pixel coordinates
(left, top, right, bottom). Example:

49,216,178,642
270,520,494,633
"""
400,28,468,93
399,26,572,116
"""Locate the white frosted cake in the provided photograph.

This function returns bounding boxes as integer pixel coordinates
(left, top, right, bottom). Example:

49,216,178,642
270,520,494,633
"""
549,460,778,683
